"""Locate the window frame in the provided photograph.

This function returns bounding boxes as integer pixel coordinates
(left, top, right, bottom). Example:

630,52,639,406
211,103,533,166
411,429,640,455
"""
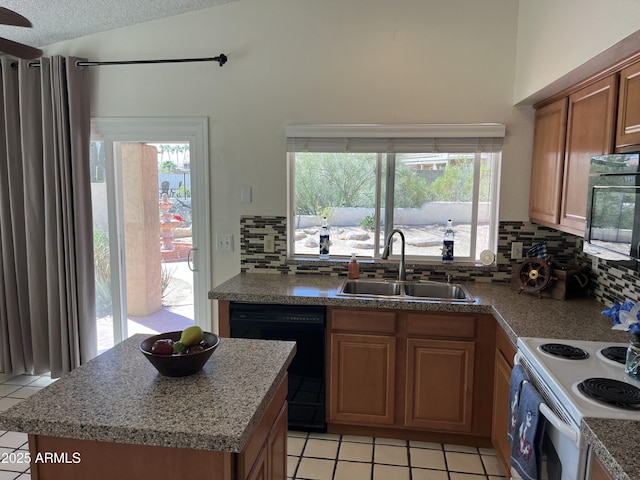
286,124,504,263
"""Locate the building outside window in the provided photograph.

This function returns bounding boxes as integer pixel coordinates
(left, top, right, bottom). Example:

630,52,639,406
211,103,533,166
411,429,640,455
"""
286,124,504,262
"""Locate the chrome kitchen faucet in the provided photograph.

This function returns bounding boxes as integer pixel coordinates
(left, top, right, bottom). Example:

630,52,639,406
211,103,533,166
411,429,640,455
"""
381,229,406,281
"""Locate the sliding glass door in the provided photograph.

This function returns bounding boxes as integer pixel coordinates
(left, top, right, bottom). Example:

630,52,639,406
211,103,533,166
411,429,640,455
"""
90,118,210,351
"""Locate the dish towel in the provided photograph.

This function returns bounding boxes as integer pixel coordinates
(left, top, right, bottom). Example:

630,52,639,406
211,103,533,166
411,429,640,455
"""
507,364,529,446
510,381,547,480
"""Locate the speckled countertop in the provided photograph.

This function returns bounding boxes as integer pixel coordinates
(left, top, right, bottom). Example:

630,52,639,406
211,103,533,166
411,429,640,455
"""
210,273,639,480
0,335,296,453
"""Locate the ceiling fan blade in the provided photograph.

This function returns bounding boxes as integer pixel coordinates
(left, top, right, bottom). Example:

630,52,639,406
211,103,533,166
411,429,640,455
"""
0,37,42,59
0,7,32,27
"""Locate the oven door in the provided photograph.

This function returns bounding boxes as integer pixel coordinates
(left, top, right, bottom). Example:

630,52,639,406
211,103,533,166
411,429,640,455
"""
514,353,589,480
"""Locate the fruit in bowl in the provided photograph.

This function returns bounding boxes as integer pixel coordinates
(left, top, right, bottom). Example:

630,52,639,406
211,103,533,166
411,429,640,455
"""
140,327,220,377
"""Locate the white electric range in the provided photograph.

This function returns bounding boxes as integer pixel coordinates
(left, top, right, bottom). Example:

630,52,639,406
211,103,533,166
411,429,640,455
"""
515,337,640,480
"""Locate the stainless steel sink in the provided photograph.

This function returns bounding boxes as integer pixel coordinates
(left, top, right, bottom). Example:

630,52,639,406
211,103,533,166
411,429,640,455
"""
403,281,474,302
339,279,403,297
337,279,475,303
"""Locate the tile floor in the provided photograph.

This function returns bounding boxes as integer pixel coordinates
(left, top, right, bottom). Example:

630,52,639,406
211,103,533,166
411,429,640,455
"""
0,372,58,480
0,373,506,480
287,431,506,480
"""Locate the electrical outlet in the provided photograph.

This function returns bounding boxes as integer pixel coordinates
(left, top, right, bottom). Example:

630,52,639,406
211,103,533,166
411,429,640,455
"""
511,241,523,260
592,256,599,273
264,235,275,253
216,234,233,251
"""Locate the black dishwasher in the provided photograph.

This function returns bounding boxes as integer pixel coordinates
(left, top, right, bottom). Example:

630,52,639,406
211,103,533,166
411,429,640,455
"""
229,302,326,432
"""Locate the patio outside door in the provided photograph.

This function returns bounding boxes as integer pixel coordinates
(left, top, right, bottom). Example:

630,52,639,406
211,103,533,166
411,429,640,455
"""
90,118,210,351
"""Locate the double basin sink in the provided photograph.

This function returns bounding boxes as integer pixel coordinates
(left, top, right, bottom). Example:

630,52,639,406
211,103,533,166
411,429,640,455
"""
337,278,475,303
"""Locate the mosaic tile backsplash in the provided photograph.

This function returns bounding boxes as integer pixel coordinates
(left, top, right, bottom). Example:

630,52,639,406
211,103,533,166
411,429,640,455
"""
239,216,640,307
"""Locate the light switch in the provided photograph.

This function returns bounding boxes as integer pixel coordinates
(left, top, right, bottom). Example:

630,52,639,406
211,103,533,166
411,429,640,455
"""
216,234,233,251
240,186,252,203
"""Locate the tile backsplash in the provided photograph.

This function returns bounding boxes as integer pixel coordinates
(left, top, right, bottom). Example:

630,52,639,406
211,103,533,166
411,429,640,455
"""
239,215,639,307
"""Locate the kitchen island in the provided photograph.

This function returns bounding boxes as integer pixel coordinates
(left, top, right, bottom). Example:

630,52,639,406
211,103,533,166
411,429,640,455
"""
0,335,296,480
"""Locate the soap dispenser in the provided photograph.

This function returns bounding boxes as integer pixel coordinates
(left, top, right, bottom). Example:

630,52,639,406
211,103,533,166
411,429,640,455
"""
348,253,360,279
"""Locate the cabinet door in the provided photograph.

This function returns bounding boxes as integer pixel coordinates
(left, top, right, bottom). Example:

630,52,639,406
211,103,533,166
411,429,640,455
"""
529,98,568,226
268,402,288,480
561,75,616,235
491,347,513,476
246,446,268,480
329,333,396,425
404,338,475,432
616,60,640,149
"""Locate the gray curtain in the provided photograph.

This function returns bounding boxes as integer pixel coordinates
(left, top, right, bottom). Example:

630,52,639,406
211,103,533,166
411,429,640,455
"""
0,55,96,378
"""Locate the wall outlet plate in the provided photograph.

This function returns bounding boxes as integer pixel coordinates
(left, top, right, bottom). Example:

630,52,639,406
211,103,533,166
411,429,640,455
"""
511,241,523,260
216,234,233,251
264,235,275,253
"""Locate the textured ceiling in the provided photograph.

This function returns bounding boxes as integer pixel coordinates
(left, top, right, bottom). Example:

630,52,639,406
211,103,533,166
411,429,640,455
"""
0,0,239,48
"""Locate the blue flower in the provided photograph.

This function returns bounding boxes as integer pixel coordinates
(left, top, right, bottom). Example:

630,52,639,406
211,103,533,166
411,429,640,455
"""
602,301,635,325
605,300,640,342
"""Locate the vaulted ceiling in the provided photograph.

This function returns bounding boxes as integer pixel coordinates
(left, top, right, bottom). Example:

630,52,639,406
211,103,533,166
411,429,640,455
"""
0,0,239,49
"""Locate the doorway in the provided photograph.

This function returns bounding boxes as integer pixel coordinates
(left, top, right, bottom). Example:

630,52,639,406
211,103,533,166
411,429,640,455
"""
90,118,210,351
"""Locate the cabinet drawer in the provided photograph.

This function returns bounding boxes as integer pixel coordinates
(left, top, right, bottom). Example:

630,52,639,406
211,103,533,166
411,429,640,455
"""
329,308,396,334
406,313,476,338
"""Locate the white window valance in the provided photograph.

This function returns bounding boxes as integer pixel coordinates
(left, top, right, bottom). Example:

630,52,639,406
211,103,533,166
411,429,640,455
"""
286,123,506,153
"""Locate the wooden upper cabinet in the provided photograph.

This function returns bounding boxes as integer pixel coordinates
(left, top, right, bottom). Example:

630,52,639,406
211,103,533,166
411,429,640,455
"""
560,75,616,235
529,98,567,226
616,60,640,150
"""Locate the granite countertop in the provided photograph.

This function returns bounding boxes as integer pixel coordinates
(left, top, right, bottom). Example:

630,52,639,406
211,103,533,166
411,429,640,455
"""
209,273,630,345
210,272,638,480
0,335,296,453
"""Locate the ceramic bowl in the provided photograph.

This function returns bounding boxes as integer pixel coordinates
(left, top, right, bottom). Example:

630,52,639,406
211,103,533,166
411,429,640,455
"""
139,331,220,377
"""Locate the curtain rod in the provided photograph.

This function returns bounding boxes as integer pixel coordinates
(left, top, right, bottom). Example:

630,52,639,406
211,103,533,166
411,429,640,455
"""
14,53,228,69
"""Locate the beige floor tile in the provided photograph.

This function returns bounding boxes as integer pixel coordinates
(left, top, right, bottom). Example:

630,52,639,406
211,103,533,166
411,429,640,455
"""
7,387,42,399
445,444,479,454
373,464,410,480
338,441,373,462
334,461,372,480
342,434,374,444
449,473,488,480
303,438,339,459
489,475,507,480
412,468,451,480
308,432,341,441
288,430,308,439
0,432,28,449
375,437,407,446
287,455,299,477
410,440,442,450
410,447,446,470
446,452,485,474
482,454,506,476
479,447,497,456
287,436,306,456
374,444,409,466
296,457,336,480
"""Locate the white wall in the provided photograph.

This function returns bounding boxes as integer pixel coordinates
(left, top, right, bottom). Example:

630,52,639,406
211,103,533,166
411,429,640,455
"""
44,0,530,285
514,0,640,104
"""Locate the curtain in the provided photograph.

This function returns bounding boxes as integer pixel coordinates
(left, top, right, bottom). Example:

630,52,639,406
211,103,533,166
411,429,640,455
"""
0,56,96,378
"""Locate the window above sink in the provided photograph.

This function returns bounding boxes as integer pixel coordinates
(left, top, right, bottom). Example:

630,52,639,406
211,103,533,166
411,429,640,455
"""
286,124,504,264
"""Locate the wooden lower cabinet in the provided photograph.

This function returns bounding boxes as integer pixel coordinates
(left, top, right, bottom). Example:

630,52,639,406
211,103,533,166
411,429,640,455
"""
591,455,614,480
246,401,288,480
329,332,396,425
491,326,517,477
405,338,475,431
327,307,495,444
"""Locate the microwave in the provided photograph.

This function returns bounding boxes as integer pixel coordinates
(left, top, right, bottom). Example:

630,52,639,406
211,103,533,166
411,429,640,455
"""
584,153,640,264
